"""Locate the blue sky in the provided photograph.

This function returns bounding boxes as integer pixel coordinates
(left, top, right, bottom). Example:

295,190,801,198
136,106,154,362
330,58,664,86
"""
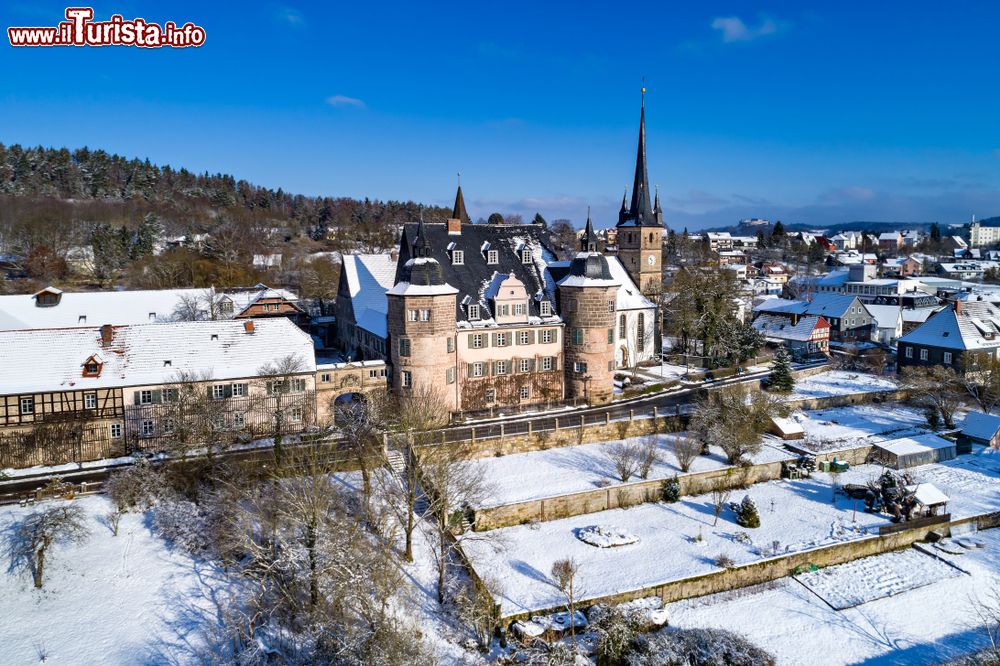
2,1,999,230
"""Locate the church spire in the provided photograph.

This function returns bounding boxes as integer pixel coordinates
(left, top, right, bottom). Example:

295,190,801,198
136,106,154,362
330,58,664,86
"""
617,88,661,228
618,187,628,225
452,174,470,225
581,207,598,252
654,184,664,225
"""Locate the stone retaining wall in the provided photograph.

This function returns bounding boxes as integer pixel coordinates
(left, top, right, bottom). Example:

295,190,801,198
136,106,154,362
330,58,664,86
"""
473,458,788,531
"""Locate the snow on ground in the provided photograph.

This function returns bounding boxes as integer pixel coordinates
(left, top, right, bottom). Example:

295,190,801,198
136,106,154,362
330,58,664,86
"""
794,547,962,609
790,403,928,454
787,370,898,402
464,474,889,616
668,528,1000,666
466,433,792,509
0,494,236,665
817,445,1000,520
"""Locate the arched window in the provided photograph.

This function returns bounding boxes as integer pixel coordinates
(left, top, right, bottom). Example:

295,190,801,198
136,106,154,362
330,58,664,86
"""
619,314,626,340
637,313,646,349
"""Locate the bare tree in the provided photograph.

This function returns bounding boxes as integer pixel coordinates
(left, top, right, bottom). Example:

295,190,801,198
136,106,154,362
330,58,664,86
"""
901,366,964,429
257,353,308,466
711,484,732,527
637,434,659,479
171,287,224,321
455,574,502,651
335,389,391,512
419,441,493,604
961,355,1000,414
691,384,788,465
671,433,702,473
969,584,1000,664
386,383,451,562
6,504,90,588
607,442,639,482
551,557,581,645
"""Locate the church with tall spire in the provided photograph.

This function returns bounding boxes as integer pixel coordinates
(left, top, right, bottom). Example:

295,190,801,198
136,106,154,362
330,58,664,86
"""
616,91,665,294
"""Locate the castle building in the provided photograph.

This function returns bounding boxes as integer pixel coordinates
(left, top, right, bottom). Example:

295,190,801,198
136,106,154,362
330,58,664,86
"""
355,101,664,413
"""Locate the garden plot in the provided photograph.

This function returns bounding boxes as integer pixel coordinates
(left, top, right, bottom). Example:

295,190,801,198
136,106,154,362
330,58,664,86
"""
668,528,1000,666
817,444,1000,520
794,547,963,609
465,433,792,509
786,370,898,402
789,403,928,454
463,474,889,617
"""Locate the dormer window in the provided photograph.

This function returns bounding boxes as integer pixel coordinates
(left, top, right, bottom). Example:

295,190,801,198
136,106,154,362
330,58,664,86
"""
82,355,103,377
452,250,464,265
468,304,481,320
521,249,532,264
487,250,499,265
78,315,87,324
540,301,552,316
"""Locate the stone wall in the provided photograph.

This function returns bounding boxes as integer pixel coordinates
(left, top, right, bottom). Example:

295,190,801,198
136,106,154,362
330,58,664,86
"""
473,458,787,530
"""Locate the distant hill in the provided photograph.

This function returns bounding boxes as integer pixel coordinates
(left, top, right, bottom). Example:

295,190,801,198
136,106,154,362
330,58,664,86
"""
701,219,970,236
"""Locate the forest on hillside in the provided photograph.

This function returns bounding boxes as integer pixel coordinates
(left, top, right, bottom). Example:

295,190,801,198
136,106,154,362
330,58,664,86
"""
0,143,456,296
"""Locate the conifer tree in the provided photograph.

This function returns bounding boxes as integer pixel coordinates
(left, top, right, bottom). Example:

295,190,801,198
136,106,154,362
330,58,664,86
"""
768,345,795,393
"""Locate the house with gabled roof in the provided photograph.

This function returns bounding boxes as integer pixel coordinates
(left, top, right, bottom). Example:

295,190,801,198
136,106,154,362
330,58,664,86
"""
897,299,1000,372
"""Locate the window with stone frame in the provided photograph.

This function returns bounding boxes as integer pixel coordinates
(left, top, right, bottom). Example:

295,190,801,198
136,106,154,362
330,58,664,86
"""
399,338,411,356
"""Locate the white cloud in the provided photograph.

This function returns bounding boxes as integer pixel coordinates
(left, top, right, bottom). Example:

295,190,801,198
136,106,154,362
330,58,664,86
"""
325,95,366,109
711,15,780,43
275,5,305,26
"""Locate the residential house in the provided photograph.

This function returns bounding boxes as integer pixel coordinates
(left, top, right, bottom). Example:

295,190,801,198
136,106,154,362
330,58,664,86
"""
754,293,874,343
706,232,734,251
866,304,903,346
879,232,903,251
334,253,398,360
897,299,1000,372
752,313,830,358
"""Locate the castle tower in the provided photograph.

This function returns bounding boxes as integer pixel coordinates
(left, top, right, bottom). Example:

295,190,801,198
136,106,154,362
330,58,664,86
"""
387,213,459,411
616,91,665,294
558,211,620,403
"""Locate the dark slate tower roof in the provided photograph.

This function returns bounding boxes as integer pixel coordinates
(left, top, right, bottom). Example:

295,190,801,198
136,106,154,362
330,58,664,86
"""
581,208,598,252
617,94,663,229
559,209,618,287
452,185,471,225
395,212,447,288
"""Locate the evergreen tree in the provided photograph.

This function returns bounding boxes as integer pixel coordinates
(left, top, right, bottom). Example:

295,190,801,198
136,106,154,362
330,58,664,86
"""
807,239,826,265
532,212,547,227
768,346,795,393
131,213,162,259
930,222,942,242
487,212,505,225
772,220,785,239
735,495,761,528
756,229,767,249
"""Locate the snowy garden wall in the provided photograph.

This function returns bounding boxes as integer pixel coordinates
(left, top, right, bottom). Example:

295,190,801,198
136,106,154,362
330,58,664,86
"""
472,458,787,530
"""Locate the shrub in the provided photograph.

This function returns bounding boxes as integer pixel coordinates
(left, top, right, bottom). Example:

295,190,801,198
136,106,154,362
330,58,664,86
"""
662,476,681,503
715,554,735,568
625,626,776,665
734,495,761,528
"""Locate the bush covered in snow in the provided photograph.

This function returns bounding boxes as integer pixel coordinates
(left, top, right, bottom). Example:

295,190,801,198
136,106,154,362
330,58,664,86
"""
578,525,639,548
151,497,212,554
625,626,776,666
734,495,761,529
661,476,680,503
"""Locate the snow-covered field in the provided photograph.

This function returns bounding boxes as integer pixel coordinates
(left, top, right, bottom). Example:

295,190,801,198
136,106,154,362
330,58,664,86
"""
787,370,898,402
790,403,928,453
0,494,235,665
794,547,963,609
467,433,792,508
668,528,1000,666
464,474,890,616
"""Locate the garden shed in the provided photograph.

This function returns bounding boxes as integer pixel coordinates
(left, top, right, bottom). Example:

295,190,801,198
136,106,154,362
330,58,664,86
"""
957,411,1000,453
872,433,956,469
769,416,805,440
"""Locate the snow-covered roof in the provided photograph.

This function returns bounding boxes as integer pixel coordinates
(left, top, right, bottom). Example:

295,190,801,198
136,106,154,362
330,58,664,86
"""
877,433,955,456
879,232,901,240
960,411,1000,442
816,270,850,287
753,313,826,341
901,308,937,324
754,293,863,319
606,256,655,312
899,301,1000,351
340,254,397,338
865,305,902,328
906,483,949,507
0,287,206,330
0,319,315,395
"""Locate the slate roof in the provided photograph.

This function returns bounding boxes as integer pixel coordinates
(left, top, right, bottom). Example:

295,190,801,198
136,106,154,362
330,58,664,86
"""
754,293,866,320
396,222,559,325
0,318,315,395
899,300,1000,350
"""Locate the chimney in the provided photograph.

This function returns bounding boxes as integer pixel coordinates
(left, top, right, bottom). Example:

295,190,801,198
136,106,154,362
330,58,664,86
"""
390,249,399,262
244,320,255,334
955,299,962,314
100,324,114,346
447,217,462,235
